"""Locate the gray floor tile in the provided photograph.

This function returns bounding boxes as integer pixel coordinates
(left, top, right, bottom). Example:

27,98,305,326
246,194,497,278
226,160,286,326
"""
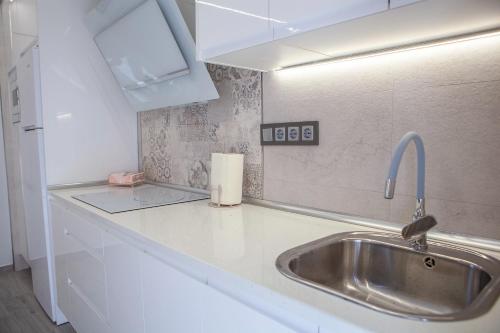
0,269,76,333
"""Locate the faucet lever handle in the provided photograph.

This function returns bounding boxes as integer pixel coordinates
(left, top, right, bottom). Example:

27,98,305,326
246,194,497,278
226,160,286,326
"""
402,215,437,240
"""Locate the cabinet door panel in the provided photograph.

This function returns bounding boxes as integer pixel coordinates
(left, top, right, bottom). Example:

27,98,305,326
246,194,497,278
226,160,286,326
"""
67,280,109,333
141,254,205,333
103,231,144,333
271,0,388,39
196,0,272,59
204,287,296,333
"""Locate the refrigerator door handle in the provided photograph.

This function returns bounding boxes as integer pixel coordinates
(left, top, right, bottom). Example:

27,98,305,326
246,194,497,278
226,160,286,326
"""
23,125,43,131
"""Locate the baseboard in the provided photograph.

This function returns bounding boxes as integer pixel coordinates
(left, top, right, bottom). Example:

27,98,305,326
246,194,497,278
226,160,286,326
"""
55,306,68,325
13,254,29,271
0,264,13,272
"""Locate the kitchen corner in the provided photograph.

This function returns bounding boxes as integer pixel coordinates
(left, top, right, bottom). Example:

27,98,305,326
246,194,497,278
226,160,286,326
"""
1,0,500,332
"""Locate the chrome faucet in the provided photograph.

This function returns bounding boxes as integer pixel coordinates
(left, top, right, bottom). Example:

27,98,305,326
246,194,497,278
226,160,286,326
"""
384,132,437,251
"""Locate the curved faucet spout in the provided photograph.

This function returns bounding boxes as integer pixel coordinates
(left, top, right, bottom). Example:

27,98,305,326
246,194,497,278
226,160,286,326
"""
384,132,425,201
385,132,433,251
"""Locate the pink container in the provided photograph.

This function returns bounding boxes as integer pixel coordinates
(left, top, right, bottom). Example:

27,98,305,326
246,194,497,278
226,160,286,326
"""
108,172,145,186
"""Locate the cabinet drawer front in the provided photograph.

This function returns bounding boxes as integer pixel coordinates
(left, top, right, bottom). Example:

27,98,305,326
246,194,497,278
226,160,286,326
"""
68,279,109,333
65,238,107,319
65,208,104,258
63,207,107,319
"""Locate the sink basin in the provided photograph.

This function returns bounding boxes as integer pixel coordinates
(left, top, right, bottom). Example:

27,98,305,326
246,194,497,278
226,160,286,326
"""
276,232,500,321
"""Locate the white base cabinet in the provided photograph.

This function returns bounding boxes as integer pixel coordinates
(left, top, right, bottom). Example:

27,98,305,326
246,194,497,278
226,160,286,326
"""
142,254,205,333
66,282,109,333
102,231,145,333
51,200,109,333
204,287,295,333
50,198,308,333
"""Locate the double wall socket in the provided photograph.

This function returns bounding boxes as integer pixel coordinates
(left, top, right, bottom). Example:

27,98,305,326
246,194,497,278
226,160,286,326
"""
260,121,319,146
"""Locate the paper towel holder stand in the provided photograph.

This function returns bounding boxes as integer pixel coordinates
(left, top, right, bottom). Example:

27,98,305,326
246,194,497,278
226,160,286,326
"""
208,184,241,208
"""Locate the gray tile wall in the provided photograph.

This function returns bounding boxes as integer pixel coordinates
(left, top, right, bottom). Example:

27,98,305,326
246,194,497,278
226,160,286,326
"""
140,36,500,240
140,65,263,198
263,35,500,239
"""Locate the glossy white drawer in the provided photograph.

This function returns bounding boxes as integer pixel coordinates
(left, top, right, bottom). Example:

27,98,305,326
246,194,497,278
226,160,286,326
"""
65,208,104,258
63,207,107,320
68,278,109,333
65,235,107,320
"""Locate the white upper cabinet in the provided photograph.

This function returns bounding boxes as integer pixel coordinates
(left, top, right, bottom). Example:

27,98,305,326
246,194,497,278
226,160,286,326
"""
197,0,500,71
196,0,387,62
270,0,388,39
196,0,273,59
197,0,387,70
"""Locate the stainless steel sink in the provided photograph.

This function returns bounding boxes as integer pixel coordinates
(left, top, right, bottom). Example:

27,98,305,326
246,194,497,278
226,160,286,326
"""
276,232,500,321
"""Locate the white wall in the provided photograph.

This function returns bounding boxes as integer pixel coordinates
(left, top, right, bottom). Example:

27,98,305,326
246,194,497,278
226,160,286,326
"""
0,102,13,268
38,0,138,185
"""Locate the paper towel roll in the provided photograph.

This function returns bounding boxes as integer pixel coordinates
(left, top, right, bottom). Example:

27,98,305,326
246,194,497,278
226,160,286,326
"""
210,153,244,205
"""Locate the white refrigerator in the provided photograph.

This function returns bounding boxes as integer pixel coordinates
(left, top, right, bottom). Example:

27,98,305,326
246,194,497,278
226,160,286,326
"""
17,44,66,324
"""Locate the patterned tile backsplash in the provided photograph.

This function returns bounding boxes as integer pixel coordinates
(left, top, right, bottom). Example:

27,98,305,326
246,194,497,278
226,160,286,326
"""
140,64,263,198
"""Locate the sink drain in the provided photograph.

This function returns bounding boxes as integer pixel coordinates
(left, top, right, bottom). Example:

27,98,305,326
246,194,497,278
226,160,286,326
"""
423,256,436,269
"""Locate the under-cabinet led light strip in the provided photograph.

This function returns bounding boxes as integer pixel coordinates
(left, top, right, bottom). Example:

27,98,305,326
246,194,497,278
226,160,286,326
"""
273,28,500,71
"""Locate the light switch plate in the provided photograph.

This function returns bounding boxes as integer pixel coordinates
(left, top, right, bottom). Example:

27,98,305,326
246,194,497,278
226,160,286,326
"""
260,121,319,146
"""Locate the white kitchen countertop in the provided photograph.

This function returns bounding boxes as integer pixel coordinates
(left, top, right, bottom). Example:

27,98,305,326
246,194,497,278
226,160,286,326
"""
50,185,500,333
